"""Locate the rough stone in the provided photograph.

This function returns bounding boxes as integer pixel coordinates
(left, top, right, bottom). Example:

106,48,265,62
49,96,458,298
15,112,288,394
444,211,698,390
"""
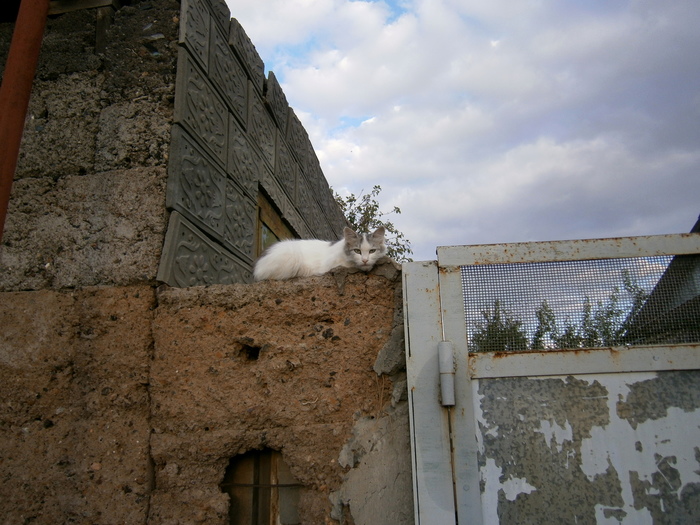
15,72,102,179
149,269,405,524
0,269,414,525
95,99,173,171
0,167,168,290
0,285,155,525
0,0,179,292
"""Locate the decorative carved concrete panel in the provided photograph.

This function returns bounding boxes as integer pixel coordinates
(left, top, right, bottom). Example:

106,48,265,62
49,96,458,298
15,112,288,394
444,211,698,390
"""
261,167,294,220
261,167,311,239
210,24,247,126
298,172,329,239
167,125,226,238
265,71,289,129
229,17,265,94
175,49,228,166
248,84,276,169
157,212,252,286
275,136,297,201
208,0,231,30
227,117,261,199
223,179,256,261
160,0,348,285
286,110,310,170
179,0,210,72
306,154,346,238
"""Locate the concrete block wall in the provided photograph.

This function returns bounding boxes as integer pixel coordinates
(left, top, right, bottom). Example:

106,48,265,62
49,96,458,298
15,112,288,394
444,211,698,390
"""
0,1,181,291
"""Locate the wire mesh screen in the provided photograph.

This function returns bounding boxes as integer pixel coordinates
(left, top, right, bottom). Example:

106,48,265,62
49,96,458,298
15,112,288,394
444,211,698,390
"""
461,254,700,353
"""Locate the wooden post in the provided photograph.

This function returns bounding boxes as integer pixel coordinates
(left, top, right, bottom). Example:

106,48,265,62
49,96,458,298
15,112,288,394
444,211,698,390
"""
0,0,50,241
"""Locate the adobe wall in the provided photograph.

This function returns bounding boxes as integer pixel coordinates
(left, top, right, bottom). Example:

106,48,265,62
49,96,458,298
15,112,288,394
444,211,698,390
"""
0,265,413,524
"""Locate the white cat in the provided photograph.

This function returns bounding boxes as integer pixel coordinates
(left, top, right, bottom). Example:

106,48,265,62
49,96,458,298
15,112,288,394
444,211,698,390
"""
253,227,387,281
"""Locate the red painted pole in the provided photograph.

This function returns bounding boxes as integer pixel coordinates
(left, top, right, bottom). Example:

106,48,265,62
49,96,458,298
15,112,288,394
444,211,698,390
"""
0,0,50,241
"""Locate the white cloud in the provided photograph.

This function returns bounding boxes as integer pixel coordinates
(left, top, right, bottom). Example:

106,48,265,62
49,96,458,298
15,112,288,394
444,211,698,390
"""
226,0,700,260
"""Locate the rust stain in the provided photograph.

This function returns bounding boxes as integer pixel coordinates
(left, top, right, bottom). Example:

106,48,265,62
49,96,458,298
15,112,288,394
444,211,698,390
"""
484,346,627,359
468,358,477,377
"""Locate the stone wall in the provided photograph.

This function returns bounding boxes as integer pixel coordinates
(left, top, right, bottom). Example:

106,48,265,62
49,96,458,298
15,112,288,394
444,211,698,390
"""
0,1,180,291
0,2,413,523
0,0,347,291
0,266,414,524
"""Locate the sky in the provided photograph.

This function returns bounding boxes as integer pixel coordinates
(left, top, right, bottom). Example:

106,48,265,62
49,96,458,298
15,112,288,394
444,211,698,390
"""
224,0,700,261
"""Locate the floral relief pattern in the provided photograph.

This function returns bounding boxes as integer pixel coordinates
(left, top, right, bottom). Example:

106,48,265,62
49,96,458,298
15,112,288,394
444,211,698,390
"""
248,90,276,169
229,18,265,91
182,55,227,164
171,215,250,287
179,145,225,235
228,120,259,198
275,138,297,201
224,180,255,260
210,26,247,125
181,0,210,69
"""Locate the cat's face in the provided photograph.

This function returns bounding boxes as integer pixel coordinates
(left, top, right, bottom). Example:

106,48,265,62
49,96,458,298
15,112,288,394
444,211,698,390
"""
343,226,387,270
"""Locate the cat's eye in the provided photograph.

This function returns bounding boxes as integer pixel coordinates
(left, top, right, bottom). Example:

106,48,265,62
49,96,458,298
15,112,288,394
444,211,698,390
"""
369,249,377,254
353,249,361,254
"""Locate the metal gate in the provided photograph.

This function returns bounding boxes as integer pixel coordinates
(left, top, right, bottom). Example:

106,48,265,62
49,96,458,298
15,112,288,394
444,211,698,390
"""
403,233,700,524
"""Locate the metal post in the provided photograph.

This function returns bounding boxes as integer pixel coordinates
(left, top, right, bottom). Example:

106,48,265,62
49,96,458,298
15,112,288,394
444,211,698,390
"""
0,0,50,241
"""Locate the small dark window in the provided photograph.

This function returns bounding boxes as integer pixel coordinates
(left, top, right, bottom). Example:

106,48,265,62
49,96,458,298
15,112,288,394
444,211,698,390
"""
256,190,295,257
221,449,301,525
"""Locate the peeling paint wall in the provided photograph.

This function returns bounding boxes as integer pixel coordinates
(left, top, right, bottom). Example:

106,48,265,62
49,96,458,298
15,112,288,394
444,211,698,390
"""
474,371,700,524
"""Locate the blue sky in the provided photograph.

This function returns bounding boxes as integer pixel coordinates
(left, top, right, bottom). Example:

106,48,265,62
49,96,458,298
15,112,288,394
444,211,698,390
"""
225,0,700,261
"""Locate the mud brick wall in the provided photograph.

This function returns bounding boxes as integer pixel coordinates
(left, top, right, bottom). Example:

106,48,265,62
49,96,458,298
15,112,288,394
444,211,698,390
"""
0,267,414,525
157,0,347,286
0,285,155,523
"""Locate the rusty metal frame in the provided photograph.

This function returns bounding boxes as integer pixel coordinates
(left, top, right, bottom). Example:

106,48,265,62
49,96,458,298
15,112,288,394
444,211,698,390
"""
437,232,700,268
469,343,700,379
439,232,700,380
0,0,50,241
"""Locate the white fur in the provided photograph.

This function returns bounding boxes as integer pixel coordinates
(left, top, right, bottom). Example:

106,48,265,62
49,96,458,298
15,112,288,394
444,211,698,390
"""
253,227,386,281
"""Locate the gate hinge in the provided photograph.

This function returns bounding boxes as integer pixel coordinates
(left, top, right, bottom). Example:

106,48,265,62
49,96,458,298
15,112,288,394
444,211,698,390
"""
438,341,455,406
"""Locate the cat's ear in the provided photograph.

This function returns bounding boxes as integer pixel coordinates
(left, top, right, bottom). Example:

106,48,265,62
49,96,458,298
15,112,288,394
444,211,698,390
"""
371,226,386,239
343,227,358,240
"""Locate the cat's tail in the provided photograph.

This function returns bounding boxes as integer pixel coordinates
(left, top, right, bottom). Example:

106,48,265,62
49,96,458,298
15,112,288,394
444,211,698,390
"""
252,242,304,281
252,255,281,281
